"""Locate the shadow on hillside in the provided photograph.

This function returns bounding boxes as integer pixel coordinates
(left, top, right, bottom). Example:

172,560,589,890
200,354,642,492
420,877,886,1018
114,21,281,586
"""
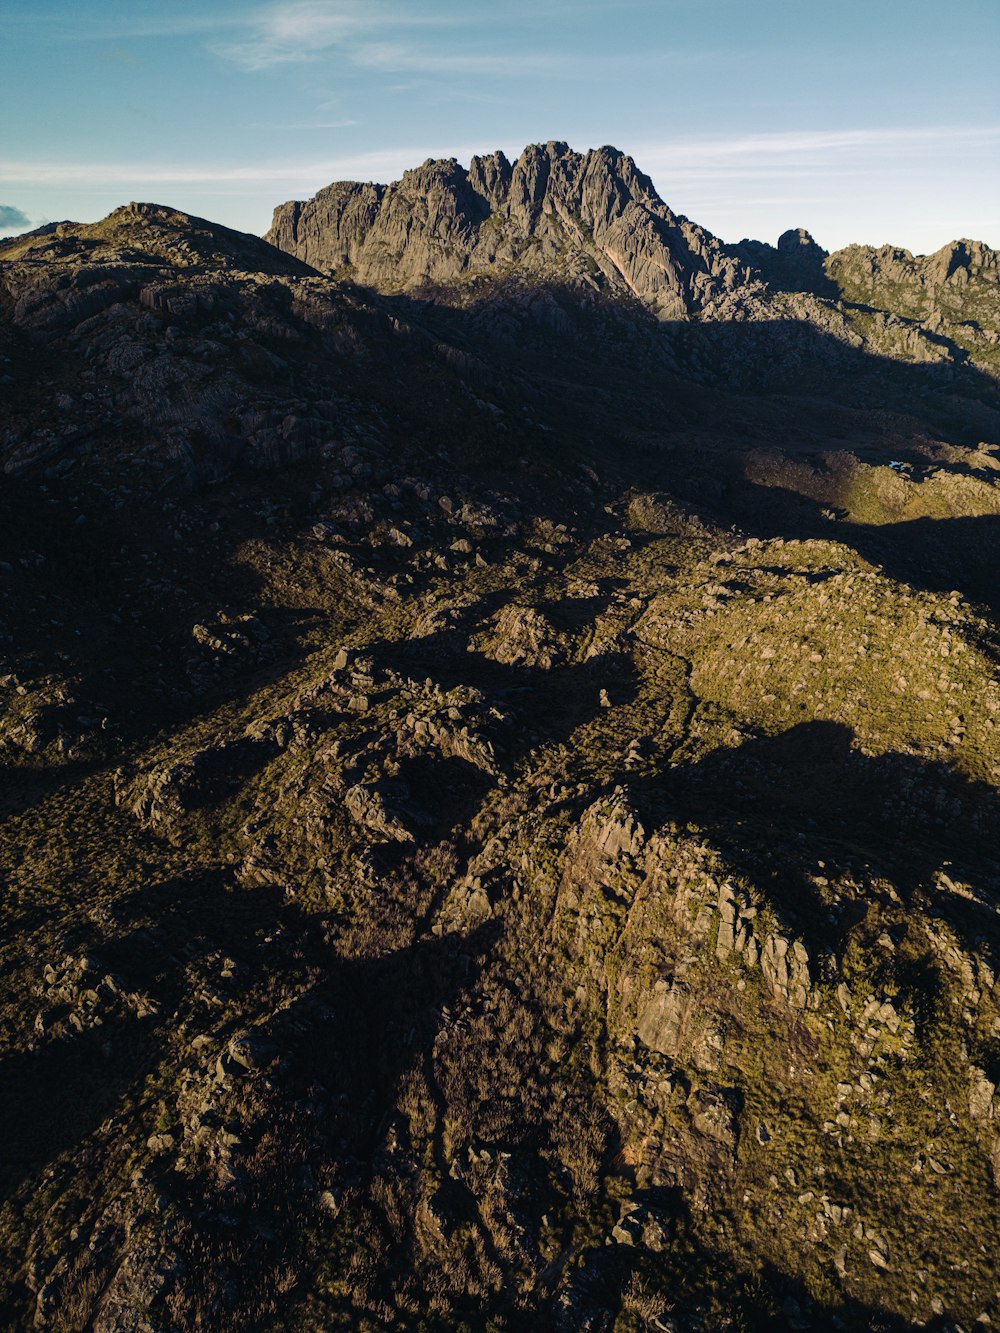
569,1234,932,1333
0,1011,163,1205
382,277,1000,421
379,281,1000,610
830,511,1000,618
0,869,298,1205
644,719,1000,969
714,469,1000,617
0,838,505,1321
5,277,999,819
153,919,502,1326
0,468,324,825
369,594,637,763
725,234,841,300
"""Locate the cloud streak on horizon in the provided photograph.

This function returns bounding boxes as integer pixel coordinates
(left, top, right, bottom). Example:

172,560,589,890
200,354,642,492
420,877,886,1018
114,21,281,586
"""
3,125,996,190
633,125,1000,165
0,146,484,188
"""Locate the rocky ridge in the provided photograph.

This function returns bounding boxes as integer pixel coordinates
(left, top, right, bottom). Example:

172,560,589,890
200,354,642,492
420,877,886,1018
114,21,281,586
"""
266,141,760,321
269,142,1000,378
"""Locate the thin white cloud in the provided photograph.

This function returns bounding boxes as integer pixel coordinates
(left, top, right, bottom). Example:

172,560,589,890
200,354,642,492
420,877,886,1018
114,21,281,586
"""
636,128,1000,250
351,42,572,75
211,1,447,71
633,126,1000,172
38,3,724,80
4,126,998,192
208,2,597,76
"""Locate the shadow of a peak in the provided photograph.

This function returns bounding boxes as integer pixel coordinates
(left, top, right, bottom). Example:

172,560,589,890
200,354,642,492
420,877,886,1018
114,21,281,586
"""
695,458,1000,617
377,277,1000,432
646,720,1000,963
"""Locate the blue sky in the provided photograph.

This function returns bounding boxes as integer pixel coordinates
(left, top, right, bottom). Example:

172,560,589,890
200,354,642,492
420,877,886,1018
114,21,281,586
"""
2,0,998,254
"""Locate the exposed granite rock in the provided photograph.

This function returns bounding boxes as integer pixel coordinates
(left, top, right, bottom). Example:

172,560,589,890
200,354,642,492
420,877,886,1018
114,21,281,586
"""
687,1086,741,1152
637,981,694,1057
267,141,999,380
267,141,757,320
826,237,1000,367
827,237,1000,313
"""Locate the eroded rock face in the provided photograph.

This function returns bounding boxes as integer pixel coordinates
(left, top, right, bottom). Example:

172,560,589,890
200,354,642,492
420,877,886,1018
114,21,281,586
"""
267,141,755,319
637,982,694,1057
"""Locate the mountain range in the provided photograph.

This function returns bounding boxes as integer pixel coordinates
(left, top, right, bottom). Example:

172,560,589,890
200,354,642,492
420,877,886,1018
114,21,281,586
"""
0,142,999,1332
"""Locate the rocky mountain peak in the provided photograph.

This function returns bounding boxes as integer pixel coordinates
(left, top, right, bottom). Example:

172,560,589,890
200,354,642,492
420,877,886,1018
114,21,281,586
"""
777,227,827,259
266,141,753,320
1,201,312,279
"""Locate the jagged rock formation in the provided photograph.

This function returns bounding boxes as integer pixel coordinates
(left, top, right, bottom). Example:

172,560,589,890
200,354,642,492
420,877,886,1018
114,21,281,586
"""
732,227,837,298
1,162,1000,1331
829,237,1000,317
269,142,1000,380
827,238,1000,375
267,140,757,320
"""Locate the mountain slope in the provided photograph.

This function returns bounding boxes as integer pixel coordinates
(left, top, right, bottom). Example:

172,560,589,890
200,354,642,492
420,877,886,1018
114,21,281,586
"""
0,159,999,1331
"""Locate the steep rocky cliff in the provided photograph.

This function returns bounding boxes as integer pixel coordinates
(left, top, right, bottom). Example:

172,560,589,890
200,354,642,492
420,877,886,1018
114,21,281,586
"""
266,141,757,320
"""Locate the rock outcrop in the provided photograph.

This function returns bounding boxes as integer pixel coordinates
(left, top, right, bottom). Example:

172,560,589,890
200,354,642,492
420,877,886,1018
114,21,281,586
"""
732,226,835,297
266,141,1000,379
828,236,1000,315
267,141,757,320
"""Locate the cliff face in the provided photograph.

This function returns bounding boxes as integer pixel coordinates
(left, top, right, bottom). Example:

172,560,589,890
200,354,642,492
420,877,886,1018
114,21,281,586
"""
266,141,755,320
